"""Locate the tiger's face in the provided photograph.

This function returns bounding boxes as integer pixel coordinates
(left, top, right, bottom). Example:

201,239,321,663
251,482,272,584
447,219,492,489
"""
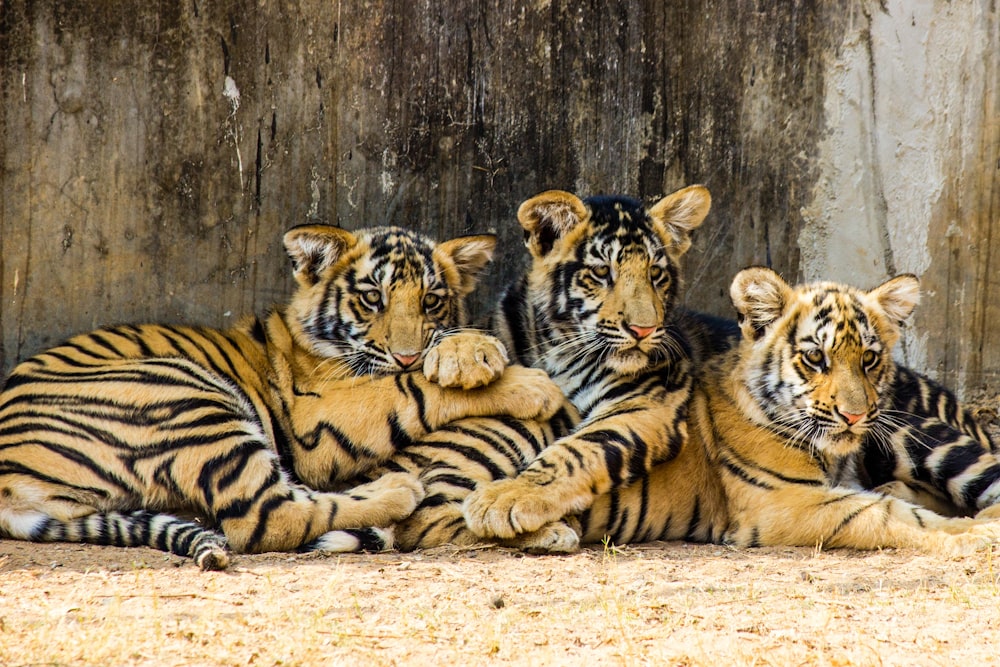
517,186,711,376
730,267,921,457
283,225,495,376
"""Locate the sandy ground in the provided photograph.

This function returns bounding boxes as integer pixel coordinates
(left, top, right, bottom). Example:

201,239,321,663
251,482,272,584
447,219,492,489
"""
2,538,999,667
4,406,999,666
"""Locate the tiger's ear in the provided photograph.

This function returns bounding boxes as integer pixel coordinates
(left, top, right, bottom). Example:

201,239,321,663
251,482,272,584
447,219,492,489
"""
283,224,358,287
869,274,920,324
648,185,711,258
517,190,589,258
433,234,497,296
730,266,792,341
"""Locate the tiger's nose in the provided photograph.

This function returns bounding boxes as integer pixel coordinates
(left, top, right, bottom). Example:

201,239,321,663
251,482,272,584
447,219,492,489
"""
627,324,658,340
393,353,421,369
837,408,866,426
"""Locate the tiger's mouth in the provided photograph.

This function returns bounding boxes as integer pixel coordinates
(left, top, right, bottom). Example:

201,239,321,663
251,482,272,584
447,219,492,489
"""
823,414,873,438
770,407,869,456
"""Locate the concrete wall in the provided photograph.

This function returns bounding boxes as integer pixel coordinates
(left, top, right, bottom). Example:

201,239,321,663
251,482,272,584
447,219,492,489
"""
799,0,999,397
2,1,998,399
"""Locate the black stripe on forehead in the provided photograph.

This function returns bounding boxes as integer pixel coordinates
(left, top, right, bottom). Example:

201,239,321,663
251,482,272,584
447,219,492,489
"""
580,196,661,255
364,227,436,283
804,289,868,348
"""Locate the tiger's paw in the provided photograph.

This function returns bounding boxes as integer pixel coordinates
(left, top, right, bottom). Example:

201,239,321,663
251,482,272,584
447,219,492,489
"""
511,520,581,554
344,472,426,526
974,504,1000,521
463,478,565,539
935,530,999,558
424,332,509,389
968,521,1000,542
192,533,231,571
486,366,565,421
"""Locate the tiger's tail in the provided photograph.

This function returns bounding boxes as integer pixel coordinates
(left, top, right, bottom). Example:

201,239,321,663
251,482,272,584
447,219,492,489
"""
16,513,398,567
20,510,231,571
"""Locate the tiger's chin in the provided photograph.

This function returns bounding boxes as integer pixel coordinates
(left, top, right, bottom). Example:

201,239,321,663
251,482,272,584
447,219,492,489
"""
605,347,654,375
816,429,866,458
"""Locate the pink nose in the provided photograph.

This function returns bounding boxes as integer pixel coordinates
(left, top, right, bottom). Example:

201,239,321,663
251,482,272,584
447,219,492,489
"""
628,325,657,340
839,410,866,426
393,353,420,369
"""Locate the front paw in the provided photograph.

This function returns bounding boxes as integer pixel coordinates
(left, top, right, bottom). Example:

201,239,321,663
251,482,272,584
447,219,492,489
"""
491,366,566,420
974,504,1000,521
424,331,509,389
349,472,427,525
935,531,998,558
514,521,581,554
968,520,1000,542
463,478,563,539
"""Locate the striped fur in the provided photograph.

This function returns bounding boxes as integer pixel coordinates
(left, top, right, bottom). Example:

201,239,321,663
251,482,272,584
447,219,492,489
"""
579,268,1000,555
354,186,721,549
860,365,1000,516
359,410,582,552
0,225,564,568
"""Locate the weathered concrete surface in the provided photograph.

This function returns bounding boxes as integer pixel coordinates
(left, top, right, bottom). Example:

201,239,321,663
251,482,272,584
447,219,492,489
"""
1,1,997,399
799,0,1000,396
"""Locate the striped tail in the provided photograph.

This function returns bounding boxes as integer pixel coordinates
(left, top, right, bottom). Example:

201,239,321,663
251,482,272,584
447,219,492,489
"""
29,511,230,570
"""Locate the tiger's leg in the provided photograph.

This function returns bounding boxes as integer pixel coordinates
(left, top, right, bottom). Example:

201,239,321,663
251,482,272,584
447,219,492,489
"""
0,429,422,561
194,440,424,554
578,446,731,547
362,414,580,552
0,358,239,568
866,428,1000,516
725,485,1000,556
463,397,687,540
505,519,581,553
283,363,566,486
394,502,580,553
101,362,428,554
423,330,509,390
0,361,423,561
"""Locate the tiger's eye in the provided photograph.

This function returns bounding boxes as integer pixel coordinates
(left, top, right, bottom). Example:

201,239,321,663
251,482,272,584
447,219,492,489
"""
591,265,610,279
423,293,441,310
649,265,663,280
862,349,878,367
362,290,382,306
803,348,824,366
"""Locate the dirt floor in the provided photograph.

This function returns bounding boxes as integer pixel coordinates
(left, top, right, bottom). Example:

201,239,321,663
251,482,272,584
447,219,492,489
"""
5,407,1000,666
1,538,999,666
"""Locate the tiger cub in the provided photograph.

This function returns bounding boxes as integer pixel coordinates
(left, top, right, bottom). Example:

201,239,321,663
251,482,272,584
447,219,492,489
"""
580,268,1000,555
355,185,722,550
0,225,563,569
